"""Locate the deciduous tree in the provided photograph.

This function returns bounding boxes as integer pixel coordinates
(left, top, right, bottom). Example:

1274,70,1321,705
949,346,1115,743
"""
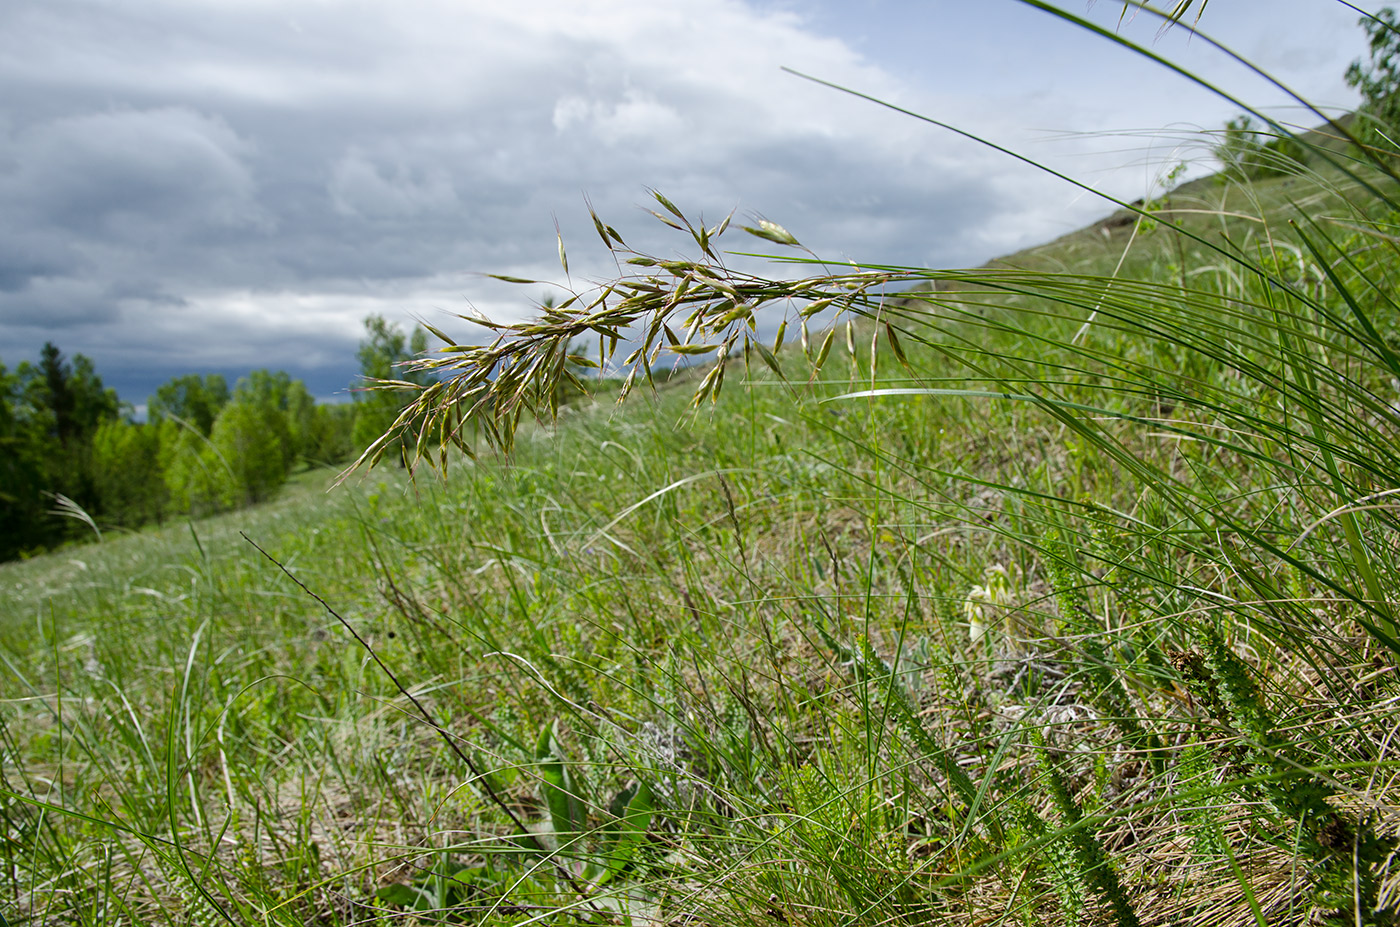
148,374,230,437
91,420,166,527
210,397,287,505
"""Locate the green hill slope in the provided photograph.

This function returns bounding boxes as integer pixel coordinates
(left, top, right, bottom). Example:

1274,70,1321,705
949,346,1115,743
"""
5,106,1400,926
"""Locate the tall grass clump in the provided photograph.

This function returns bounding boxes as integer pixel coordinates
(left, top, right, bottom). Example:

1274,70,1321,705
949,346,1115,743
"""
346,7,1400,926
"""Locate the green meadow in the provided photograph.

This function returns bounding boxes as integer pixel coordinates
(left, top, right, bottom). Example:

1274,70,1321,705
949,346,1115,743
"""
8,10,1400,926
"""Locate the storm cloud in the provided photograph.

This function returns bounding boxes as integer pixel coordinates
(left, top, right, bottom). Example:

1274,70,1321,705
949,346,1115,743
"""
0,0,1369,404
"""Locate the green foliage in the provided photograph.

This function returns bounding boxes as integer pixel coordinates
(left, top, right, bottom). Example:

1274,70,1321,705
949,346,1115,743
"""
30,344,120,445
148,374,230,437
536,721,589,858
783,760,930,921
1014,804,1088,926
232,370,309,469
28,345,122,504
302,401,357,466
374,723,657,923
1042,529,1163,772
159,418,234,516
1031,731,1140,927
1172,629,1397,924
0,362,49,560
524,723,655,886
1347,7,1400,152
0,358,356,558
283,381,317,464
14,8,1400,926
0,343,120,554
90,420,166,527
337,70,1400,915
374,853,541,923
210,397,289,506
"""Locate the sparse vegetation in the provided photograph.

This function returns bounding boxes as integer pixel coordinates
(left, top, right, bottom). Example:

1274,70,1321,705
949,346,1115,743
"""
6,5,1400,927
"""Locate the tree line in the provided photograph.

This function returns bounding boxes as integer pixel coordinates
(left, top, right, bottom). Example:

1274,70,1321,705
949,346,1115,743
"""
0,315,432,562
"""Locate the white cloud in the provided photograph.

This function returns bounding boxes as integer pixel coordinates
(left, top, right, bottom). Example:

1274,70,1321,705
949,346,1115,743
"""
553,91,685,141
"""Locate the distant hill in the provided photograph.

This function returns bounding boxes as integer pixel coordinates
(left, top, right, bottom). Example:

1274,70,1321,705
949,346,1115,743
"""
900,111,1367,293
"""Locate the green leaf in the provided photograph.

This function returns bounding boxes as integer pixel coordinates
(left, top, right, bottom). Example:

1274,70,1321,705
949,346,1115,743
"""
536,723,587,853
598,780,654,883
376,883,432,910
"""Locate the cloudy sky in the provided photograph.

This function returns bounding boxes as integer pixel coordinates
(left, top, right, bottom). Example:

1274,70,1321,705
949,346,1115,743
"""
0,0,1375,406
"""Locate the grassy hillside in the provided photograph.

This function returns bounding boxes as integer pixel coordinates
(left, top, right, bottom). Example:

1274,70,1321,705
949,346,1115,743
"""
6,68,1400,927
